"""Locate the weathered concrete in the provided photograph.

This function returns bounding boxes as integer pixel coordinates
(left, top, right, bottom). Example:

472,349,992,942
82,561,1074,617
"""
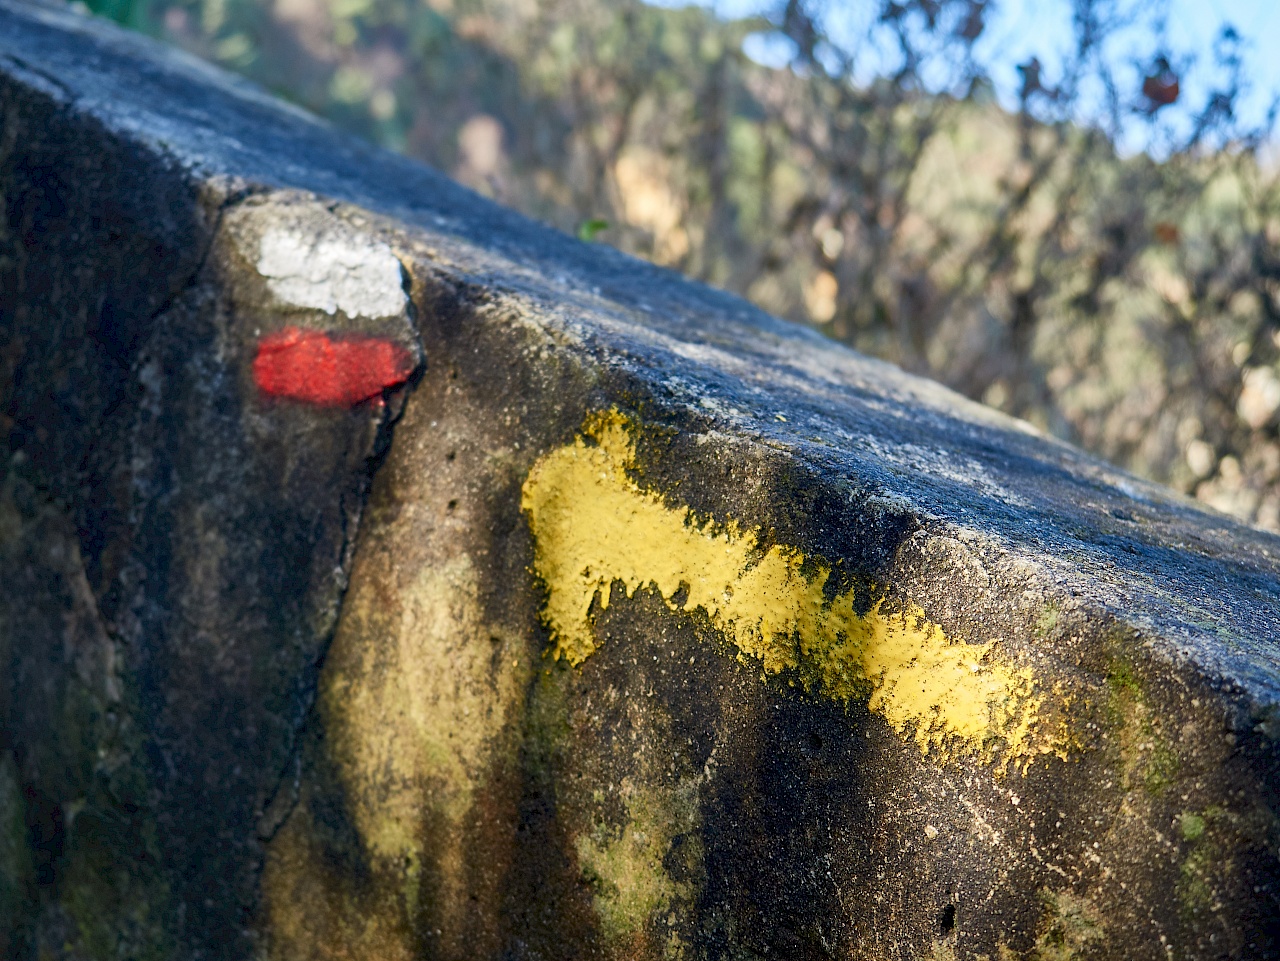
2,3,1279,959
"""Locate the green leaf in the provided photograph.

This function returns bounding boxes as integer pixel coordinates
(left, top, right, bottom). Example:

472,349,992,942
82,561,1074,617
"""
576,218,610,242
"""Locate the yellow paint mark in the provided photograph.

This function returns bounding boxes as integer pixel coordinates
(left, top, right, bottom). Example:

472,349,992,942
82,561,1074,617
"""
521,410,1048,764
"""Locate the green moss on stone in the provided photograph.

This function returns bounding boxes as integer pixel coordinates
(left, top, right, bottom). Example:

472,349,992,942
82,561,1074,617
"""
1179,812,1206,842
1034,603,1060,638
1176,806,1233,917
574,775,702,957
1142,741,1180,796
1101,653,1182,797
1105,658,1141,700
1033,889,1105,960
1178,845,1215,913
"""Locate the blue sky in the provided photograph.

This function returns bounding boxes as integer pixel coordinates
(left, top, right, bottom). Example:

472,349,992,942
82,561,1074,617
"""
652,0,1280,153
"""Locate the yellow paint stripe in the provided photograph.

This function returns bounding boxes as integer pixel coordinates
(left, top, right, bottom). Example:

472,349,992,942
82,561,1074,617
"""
521,410,1047,765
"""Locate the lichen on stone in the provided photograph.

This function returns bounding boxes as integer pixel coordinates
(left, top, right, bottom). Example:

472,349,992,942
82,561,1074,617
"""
574,775,702,957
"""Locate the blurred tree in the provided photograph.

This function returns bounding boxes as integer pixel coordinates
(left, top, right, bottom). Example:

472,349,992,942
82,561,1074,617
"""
82,0,1280,531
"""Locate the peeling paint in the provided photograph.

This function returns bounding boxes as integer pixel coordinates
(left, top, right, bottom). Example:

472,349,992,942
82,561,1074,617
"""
521,410,1049,763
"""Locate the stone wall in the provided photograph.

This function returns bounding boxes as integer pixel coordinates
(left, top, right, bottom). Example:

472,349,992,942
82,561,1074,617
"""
2,2,1279,958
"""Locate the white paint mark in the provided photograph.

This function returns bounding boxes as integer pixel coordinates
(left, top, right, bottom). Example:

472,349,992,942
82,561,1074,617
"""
257,227,408,319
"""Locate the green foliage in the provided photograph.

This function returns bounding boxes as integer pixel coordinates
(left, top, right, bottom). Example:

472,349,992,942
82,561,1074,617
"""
577,218,610,242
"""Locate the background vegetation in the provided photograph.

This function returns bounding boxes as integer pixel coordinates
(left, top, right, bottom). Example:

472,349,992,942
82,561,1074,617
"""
84,0,1280,531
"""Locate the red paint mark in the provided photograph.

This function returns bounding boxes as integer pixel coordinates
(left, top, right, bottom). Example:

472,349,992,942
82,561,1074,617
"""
253,327,414,407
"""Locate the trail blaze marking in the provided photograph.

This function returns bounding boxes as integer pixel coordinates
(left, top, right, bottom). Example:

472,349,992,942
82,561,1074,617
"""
253,327,414,406
521,410,1053,766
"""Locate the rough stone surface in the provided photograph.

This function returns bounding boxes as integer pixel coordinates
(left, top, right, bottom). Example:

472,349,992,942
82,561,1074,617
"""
2,3,1280,959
